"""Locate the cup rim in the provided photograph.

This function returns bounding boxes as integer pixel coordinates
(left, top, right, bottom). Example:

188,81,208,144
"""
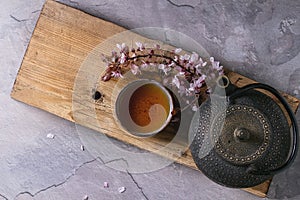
115,79,174,137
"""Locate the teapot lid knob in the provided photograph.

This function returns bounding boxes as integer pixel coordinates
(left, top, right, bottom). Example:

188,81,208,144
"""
234,128,250,142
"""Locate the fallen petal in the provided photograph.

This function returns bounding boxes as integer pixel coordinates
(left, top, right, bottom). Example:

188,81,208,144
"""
118,186,126,193
104,182,109,188
46,133,55,139
80,145,85,151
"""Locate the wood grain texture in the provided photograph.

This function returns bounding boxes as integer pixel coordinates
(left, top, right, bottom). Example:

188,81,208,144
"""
11,0,300,198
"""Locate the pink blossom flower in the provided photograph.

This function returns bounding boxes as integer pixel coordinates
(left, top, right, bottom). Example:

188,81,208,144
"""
130,64,141,75
188,83,195,92
141,63,149,69
135,42,145,50
197,74,206,84
195,64,202,74
174,48,182,54
163,78,170,85
111,71,123,78
154,44,161,49
178,85,187,96
210,57,223,71
180,54,190,61
206,88,212,94
158,64,171,75
116,43,124,51
120,53,127,64
219,70,224,75
172,76,181,88
192,105,198,111
189,52,199,64
111,51,118,63
167,62,176,68
188,74,206,92
174,55,179,62
117,43,129,54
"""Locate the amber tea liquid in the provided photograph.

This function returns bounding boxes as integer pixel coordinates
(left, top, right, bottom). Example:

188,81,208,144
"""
129,83,170,132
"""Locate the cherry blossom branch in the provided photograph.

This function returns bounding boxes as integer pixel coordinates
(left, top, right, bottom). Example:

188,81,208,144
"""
100,42,224,104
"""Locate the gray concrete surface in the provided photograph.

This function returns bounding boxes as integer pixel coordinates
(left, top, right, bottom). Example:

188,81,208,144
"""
1,0,300,199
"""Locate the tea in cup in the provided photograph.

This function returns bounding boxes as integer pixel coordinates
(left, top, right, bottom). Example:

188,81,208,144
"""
115,79,173,137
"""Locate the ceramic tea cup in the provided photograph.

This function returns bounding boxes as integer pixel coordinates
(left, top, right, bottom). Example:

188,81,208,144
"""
115,79,173,137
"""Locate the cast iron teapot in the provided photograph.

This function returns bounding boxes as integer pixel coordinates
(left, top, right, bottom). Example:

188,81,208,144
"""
189,75,298,188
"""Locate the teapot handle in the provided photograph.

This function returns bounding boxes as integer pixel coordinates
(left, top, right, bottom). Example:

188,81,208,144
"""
228,83,299,175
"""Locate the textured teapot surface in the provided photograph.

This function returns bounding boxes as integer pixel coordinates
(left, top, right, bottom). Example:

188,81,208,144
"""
189,77,297,188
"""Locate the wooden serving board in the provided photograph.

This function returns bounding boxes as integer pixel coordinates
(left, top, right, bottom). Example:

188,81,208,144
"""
11,0,300,197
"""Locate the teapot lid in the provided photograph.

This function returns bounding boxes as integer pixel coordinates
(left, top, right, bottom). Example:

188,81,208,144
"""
212,104,271,165
189,89,291,188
